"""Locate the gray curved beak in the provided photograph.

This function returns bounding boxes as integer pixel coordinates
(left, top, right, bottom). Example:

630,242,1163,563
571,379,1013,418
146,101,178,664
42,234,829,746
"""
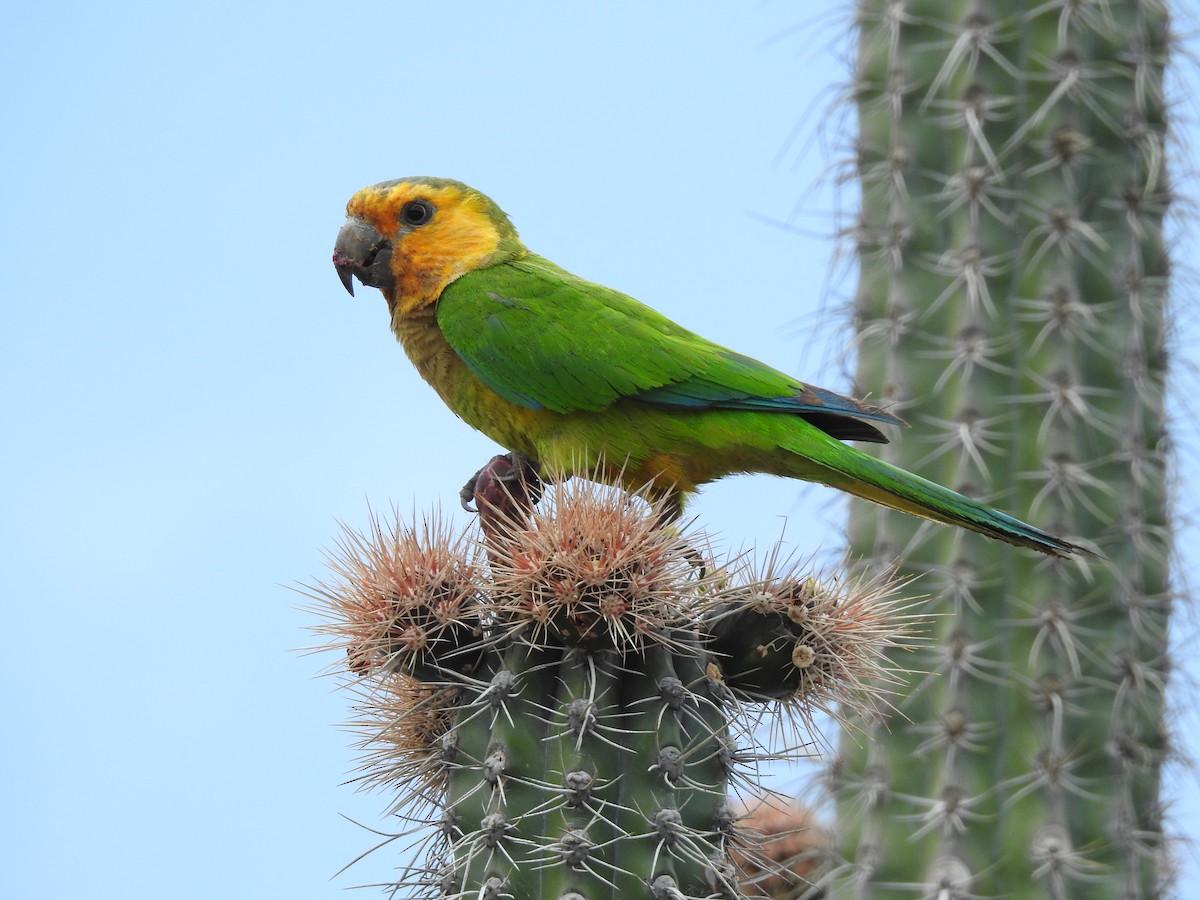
332,218,394,296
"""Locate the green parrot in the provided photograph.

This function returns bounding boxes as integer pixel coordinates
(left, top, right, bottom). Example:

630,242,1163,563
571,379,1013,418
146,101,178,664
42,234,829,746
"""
332,176,1084,557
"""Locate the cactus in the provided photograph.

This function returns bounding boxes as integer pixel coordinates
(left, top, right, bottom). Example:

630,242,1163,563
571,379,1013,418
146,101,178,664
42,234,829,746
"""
307,457,914,898
830,1,1174,896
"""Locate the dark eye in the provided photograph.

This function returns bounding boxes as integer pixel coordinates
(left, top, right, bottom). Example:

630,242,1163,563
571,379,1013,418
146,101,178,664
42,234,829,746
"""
400,199,435,227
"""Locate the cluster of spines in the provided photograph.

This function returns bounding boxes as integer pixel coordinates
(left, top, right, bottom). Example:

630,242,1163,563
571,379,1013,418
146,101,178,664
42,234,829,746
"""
307,472,911,898
828,1,1174,896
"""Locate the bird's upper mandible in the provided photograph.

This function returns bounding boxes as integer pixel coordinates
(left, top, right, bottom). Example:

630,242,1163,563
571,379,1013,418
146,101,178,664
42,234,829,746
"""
332,217,394,297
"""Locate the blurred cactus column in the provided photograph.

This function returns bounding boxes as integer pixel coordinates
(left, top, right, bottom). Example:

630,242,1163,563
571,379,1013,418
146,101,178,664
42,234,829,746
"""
833,0,1174,897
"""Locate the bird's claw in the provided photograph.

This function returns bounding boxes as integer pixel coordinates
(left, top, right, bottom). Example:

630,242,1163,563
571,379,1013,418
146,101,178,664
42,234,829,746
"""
461,452,543,518
684,545,707,581
459,475,479,512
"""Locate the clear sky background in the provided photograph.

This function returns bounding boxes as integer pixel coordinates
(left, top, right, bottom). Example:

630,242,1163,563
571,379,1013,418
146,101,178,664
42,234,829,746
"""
3,3,1197,898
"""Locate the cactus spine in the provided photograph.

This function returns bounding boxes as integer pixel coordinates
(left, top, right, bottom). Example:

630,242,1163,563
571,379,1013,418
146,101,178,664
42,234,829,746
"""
834,1,1174,897
309,461,912,898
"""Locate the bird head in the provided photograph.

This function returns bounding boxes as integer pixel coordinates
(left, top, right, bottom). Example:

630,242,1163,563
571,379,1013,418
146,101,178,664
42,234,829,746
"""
333,177,525,315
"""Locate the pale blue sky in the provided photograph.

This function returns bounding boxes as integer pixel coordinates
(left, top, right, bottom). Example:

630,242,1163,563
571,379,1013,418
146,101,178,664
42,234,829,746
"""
3,2,1197,898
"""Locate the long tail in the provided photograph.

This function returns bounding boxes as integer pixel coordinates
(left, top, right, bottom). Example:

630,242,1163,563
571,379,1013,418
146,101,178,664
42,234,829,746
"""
791,434,1087,558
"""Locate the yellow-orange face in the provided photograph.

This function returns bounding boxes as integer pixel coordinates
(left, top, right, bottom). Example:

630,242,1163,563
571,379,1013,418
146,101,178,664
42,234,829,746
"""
333,177,524,315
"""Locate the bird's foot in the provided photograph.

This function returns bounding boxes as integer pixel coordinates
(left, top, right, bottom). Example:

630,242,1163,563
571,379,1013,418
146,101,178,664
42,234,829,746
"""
682,545,707,581
645,492,708,579
652,494,684,530
460,451,543,516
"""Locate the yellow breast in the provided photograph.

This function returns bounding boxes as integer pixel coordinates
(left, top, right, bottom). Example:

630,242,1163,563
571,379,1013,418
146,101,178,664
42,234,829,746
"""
390,307,546,457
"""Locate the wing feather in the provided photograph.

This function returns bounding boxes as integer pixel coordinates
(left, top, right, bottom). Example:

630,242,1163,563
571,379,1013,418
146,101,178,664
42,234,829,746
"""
437,254,903,440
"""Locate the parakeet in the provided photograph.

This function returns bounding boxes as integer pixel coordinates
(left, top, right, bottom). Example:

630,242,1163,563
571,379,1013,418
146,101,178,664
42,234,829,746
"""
333,176,1083,557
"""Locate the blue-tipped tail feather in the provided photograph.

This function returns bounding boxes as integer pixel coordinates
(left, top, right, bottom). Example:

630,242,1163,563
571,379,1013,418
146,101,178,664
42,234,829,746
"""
842,456,1086,558
792,432,1088,558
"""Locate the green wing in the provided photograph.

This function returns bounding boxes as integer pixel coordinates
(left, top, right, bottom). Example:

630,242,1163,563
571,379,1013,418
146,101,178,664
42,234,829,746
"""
437,254,902,440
